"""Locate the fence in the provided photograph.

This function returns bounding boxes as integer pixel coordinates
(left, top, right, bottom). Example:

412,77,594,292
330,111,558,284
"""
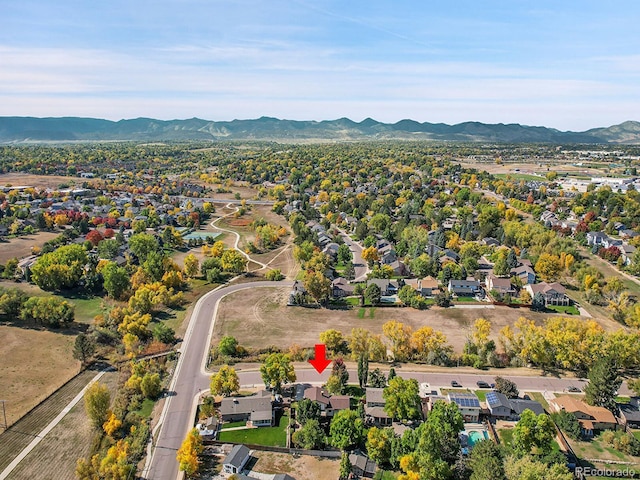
202,439,342,458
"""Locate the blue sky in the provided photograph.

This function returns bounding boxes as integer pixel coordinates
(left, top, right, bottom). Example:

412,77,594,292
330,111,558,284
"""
1,0,639,130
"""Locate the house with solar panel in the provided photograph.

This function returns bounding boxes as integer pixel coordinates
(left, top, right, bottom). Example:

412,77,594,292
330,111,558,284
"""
446,393,481,422
485,391,512,419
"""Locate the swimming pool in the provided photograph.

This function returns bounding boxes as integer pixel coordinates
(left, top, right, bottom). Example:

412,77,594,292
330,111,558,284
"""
467,430,489,446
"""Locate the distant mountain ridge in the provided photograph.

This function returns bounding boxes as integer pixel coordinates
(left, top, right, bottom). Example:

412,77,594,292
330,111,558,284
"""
1,116,639,143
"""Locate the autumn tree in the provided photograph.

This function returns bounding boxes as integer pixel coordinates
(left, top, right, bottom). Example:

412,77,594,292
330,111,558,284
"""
183,253,200,278
362,246,380,266
320,329,347,355
176,428,203,477
303,270,331,305
85,381,111,429
366,427,395,466
260,353,296,393
326,358,349,395
210,365,240,397
534,253,563,282
30,244,88,291
383,320,412,361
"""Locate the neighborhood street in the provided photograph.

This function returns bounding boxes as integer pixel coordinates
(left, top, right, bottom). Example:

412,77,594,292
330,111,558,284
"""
144,281,632,480
338,230,369,281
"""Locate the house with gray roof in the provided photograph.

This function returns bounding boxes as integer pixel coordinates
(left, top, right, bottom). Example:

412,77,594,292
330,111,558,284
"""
486,391,511,418
222,444,251,474
220,390,273,427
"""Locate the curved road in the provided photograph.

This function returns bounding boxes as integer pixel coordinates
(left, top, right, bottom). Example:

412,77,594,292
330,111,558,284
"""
144,280,632,479
338,229,369,282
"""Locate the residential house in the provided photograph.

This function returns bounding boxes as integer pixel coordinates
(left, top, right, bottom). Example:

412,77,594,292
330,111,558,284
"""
222,444,251,474
486,391,512,418
510,264,536,285
387,260,408,277
219,390,273,427
618,244,637,266
485,274,516,296
288,280,307,306
618,404,640,428
508,399,545,417
524,282,570,306
586,231,609,247
332,277,355,298
349,453,377,478
303,387,351,418
551,396,617,437
365,388,392,426
447,393,481,422
448,279,482,297
481,237,500,247
367,279,399,296
322,242,340,258
621,229,639,239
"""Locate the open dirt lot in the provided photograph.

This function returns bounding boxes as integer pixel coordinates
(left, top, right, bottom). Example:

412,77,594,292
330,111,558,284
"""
249,451,340,480
213,287,563,352
0,173,86,190
5,369,119,480
0,232,60,263
0,325,79,425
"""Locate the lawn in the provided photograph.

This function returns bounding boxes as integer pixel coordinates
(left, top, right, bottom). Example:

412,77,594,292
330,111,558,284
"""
59,294,105,324
374,471,399,480
218,413,289,447
134,398,155,418
494,173,547,182
475,390,490,402
546,305,580,315
499,428,514,446
453,296,482,303
525,392,550,411
221,420,248,430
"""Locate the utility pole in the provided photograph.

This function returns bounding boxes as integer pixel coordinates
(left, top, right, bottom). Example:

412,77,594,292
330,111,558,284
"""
0,400,7,431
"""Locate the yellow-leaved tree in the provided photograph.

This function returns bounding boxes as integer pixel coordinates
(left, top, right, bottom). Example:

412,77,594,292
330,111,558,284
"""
177,428,203,477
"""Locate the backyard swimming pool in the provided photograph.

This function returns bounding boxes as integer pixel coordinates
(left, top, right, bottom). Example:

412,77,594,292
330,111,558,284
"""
467,430,489,446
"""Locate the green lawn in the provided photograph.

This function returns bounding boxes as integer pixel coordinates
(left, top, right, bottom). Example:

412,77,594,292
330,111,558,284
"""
453,296,481,303
475,390,489,402
221,420,247,430
494,173,547,182
345,296,361,306
499,428,514,446
633,430,640,441
525,392,550,411
546,304,580,315
134,398,155,418
615,396,631,404
357,307,365,318
218,413,289,447
373,471,399,480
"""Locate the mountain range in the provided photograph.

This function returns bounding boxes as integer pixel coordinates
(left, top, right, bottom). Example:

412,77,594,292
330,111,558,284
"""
1,116,640,144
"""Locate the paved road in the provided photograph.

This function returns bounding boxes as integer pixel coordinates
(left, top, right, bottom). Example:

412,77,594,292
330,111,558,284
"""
143,281,291,480
338,230,368,281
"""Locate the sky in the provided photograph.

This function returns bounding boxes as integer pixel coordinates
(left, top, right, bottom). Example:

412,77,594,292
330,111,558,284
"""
1,0,639,130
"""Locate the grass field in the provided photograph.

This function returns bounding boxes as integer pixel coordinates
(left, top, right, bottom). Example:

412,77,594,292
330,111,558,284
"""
218,413,289,447
525,391,550,411
494,173,547,182
213,287,563,354
546,305,580,315
569,434,640,468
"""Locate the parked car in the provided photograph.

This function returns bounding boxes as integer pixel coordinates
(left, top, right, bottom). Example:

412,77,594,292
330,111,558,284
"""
451,380,462,388
565,386,581,393
476,381,491,389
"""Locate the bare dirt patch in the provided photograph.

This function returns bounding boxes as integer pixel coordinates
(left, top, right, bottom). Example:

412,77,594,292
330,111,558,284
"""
0,232,59,263
0,325,79,425
249,451,340,480
0,173,86,190
5,370,119,480
227,218,252,227
213,288,557,352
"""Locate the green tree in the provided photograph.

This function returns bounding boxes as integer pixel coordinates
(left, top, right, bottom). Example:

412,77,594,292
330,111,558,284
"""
97,238,120,259
210,365,240,397
128,233,158,263
303,270,331,304
102,261,130,299
296,398,321,424
30,244,88,291
20,296,75,327
551,410,581,440
368,368,387,388
84,381,110,429
153,322,176,344
338,244,352,264
584,355,622,413
218,336,239,356
260,353,296,393
512,410,556,457
339,451,352,480
469,440,505,480
364,283,381,305
383,377,421,421
357,354,369,389
503,455,572,480
73,333,96,364
326,358,349,395
494,376,519,399
141,373,162,399
292,418,325,449
330,409,364,450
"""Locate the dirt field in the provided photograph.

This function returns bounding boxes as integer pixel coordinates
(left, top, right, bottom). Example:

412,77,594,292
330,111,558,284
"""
5,369,119,480
249,451,340,480
0,325,80,425
0,231,60,263
213,287,563,353
0,173,87,190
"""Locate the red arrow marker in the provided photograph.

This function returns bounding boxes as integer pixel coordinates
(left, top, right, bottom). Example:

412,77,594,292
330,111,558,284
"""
308,344,332,374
